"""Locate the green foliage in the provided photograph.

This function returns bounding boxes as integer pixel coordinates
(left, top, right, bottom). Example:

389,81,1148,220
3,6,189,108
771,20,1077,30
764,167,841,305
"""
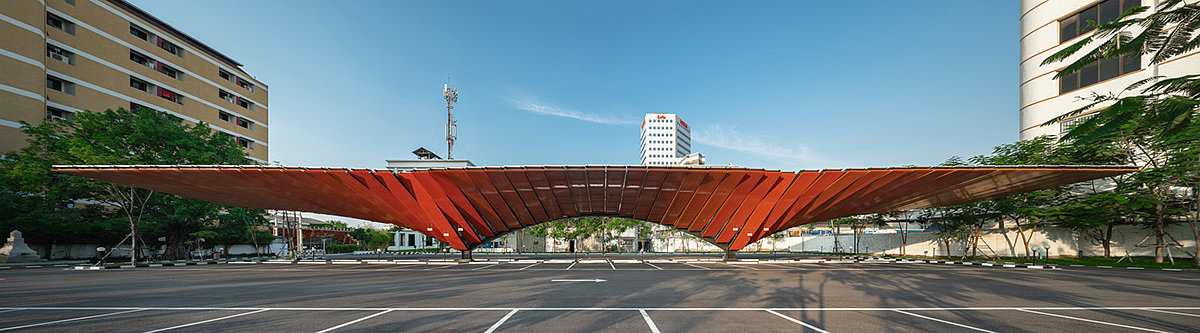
0,108,262,259
349,227,392,251
324,244,362,254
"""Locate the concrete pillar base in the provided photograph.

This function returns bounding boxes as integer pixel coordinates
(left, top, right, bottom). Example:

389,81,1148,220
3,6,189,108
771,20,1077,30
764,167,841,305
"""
722,250,737,262
459,250,473,262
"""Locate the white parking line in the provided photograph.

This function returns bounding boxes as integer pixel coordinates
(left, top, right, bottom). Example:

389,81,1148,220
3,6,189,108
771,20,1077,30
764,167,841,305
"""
1017,309,1168,333
1142,308,1200,318
314,309,392,333
484,309,518,333
724,262,759,270
765,309,828,333
471,264,497,271
0,309,20,314
639,309,661,333
518,262,542,270
565,261,578,270
892,309,996,333
143,309,269,333
609,261,616,270
680,262,711,270
422,265,454,271
644,262,663,270
760,263,806,270
0,309,146,332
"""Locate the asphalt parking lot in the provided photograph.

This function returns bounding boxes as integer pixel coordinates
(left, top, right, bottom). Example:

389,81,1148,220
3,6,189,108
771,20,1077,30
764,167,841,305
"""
2,258,1198,332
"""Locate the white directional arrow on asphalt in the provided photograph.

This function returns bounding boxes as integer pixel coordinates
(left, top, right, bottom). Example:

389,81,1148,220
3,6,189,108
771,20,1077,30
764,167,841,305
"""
551,279,606,282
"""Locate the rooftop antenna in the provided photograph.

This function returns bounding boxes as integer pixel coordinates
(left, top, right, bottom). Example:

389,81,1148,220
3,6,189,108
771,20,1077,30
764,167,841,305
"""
443,78,458,159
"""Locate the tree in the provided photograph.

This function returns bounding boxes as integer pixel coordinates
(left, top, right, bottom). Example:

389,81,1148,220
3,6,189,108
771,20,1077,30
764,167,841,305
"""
970,136,1064,258
1042,0,1199,264
1,109,256,263
349,227,392,251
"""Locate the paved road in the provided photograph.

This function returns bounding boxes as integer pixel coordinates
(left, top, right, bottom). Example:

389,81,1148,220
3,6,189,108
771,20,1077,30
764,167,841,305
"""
1,261,1197,332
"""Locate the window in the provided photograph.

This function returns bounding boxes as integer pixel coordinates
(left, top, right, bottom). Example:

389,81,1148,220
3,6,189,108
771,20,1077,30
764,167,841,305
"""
219,90,235,103
46,45,73,65
237,118,251,129
158,63,181,80
1060,0,1140,43
1060,114,1095,136
46,13,75,35
1059,54,1140,93
218,111,232,122
46,76,74,94
237,98,251,110
218,70,231,80
130,24,149,41
157,87,183,104
130,50,155,69
236,137,253,149
130,102,154,112
155,37,183,57
237,77,253,91
46,107,73,121
130,76,150,92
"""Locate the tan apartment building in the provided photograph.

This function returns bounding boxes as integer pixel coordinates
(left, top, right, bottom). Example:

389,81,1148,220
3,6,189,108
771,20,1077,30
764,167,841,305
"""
1,0,268,162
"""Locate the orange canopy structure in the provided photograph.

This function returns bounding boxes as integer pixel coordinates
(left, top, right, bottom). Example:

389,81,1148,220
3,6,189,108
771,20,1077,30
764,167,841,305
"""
53,165,1136,251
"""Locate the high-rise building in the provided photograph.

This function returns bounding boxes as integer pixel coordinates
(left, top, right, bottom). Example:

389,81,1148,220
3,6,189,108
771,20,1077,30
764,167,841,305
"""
639,113,691,166
1,0,269,162
1019,0,1198,140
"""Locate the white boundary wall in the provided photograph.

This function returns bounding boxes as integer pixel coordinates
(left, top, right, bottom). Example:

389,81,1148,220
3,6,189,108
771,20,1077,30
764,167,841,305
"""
786,224,1197,258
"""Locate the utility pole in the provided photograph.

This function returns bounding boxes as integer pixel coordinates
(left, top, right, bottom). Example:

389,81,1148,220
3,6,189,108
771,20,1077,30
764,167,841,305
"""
444,79,459,159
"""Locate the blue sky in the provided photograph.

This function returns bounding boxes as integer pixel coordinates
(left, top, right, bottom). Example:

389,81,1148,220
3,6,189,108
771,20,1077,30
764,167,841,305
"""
132,0,1018,171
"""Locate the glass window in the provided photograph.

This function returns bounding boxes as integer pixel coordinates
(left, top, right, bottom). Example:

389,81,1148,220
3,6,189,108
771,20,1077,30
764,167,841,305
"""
1060,71,1079,93
1080,5,1098,34
219,112,231,122
46,77,63,91
1098,56,1119,81
46,15,63,30
1060,16,1078,42
1078,62,1099,87
1121,0,1140,15
130,25,148,40
1121,54,1140,74
130,77,148,91
1099,0,1120,25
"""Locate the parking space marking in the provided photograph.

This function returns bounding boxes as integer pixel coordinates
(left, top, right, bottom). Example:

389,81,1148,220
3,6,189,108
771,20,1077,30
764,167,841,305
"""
609,261,616,270
1142,308,1200,318
639,309,661,333
759,263,806,270
893,309,996,332
484,309,518,333
314,309,392,333
680,262,711,270
1017,309,1168,333
644,262,663,270
765,309,828,332
518,262,541,270
143,309,269,333
0,309,146,332
565,261,578,270
0,309,20,315
422,264,454,271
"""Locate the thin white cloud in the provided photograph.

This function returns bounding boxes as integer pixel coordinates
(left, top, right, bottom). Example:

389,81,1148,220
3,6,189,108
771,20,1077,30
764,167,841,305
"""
509,95,634,125
693,124,840,167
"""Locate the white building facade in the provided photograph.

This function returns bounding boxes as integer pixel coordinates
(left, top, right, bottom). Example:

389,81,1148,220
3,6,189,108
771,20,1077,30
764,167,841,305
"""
639,113,692,166
1020,0,1200,140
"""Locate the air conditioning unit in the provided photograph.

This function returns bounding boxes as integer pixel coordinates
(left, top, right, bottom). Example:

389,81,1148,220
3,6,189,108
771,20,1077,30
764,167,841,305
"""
49,53,66,62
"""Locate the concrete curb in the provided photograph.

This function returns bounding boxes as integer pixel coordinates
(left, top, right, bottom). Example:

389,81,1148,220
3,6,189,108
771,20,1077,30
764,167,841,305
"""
72,260,263,270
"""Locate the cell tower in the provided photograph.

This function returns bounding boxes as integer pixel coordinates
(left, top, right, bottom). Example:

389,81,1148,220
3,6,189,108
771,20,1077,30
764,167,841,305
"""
443,79,458,159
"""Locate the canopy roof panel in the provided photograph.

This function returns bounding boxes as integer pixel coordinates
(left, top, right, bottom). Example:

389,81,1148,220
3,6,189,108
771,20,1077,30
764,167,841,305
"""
53,165,1137,251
